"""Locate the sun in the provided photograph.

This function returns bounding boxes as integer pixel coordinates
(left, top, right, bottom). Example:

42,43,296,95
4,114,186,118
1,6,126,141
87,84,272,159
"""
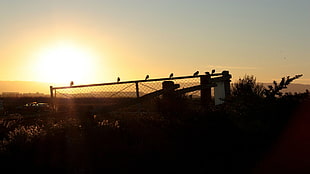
35,41,96,85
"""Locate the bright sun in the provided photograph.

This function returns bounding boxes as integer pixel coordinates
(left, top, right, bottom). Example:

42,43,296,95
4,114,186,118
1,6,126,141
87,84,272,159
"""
35,42,96,85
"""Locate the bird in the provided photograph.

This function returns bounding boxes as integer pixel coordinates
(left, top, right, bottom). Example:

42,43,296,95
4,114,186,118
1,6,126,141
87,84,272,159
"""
70,81,74,87
193,71,199,76
117,77,120,83
145,75,149,80
211,69,215,74
169,73,173,79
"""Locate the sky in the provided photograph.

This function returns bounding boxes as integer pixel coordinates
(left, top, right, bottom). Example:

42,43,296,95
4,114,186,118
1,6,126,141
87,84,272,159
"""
1,0,309,86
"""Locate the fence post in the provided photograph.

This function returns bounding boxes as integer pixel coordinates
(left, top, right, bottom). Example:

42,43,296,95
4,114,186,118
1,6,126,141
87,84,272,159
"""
161,81,180,114
50,86,55,111
50,86,54,98
222,71,232,98
200,74,212,106
162,81,177,100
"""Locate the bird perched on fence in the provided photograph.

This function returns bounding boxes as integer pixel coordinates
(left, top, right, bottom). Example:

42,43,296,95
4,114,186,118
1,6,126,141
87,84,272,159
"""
117,77,120,83
169,73,173,79
145,75,149,80
193,71,199,76
70,81,74,87
211,69,215,74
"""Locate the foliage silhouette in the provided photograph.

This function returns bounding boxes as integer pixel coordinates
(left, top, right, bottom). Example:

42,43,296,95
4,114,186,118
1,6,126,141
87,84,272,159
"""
225,74,308,133
264,74,303,99
232,75,265,98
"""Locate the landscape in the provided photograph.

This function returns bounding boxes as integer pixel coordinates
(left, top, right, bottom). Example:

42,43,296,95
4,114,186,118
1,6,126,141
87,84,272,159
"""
1,1,310,174
0,74,309,173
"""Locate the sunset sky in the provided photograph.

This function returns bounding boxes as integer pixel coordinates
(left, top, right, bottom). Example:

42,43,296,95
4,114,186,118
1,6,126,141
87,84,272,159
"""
1,0,309,86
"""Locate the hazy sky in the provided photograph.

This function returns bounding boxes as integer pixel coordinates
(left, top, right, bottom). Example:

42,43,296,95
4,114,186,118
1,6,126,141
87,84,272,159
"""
1,0,309,85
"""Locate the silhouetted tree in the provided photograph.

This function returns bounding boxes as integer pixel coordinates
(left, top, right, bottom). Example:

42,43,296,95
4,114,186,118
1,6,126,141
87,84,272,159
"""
225,74,307,133
231,75,265,99
225,75,265,121
264,74,303,99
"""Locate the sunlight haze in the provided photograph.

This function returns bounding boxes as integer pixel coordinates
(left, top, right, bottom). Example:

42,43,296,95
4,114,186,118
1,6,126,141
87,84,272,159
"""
1,0,309,87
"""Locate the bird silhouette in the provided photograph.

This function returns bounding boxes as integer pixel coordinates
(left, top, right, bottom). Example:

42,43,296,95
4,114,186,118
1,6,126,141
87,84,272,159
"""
169,73,173,79
211,69,215,74
193,71,199,76
70,81,74,87
117,77,120,83
145,75,149,80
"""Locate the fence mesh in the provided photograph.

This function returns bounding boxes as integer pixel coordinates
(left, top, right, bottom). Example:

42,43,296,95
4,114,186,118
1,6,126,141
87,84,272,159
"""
55,78,201,97
51,76,203,112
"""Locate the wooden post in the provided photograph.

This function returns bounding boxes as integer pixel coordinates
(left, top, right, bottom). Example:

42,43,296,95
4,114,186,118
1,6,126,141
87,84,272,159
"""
200,74,212,106
162,81,176,100
135,82,140,98
50,86,53,98
222,71,232,98
161,81,180,115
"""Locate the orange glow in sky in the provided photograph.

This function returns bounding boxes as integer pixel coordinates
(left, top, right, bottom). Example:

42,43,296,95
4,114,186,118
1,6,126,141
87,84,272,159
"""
34,41,97,84
0,1,309,87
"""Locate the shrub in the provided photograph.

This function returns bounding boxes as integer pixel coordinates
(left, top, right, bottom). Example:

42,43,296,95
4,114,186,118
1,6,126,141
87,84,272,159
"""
232,75,265,99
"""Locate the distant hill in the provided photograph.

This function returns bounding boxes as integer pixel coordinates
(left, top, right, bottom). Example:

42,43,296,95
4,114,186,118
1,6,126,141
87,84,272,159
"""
0,81,53,94
262,83,309,94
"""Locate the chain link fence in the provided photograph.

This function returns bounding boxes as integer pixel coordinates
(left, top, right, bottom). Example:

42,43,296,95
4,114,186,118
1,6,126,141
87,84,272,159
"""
50,72,232,112
51,76,202,111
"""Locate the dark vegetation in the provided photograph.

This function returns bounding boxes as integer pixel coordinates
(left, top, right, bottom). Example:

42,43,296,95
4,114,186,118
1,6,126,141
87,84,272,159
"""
0,74,309,174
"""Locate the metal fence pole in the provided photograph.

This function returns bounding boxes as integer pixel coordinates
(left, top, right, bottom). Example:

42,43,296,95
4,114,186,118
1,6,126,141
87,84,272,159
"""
50,86,55,111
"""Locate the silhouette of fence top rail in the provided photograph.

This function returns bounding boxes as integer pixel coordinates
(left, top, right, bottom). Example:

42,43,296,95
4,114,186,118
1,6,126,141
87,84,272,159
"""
51,74,222,90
